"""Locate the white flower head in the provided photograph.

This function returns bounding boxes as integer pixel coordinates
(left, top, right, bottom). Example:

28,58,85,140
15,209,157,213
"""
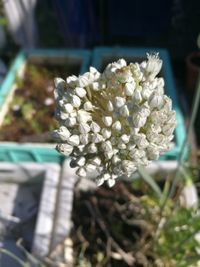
54,53,176,186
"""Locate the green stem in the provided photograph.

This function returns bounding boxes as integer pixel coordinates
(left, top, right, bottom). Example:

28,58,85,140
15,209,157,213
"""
0,248,27,267
168,74,200,198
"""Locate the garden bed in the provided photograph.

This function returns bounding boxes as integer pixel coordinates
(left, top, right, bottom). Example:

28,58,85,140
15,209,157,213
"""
0,49,91,162
0,162,61,266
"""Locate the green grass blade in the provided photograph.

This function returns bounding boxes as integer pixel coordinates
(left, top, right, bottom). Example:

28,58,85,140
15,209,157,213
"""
138,166,162,197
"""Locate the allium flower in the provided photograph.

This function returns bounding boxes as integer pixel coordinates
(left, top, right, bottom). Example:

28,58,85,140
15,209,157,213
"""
53,54,176,187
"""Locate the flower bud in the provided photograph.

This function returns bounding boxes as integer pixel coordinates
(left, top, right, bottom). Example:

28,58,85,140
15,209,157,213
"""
76,167,87,177
147,145,159,160
96,176,104,186
132,112,147,128
75,87,86,98
107,100,114,111
115,96,126,108
120,134,130,144
134,134,149,149
85,163,96,172
67,135,80,146
107,178,115,187
103,173,111,180
92,133,103,143
101,128,111,139
102,140,112,152
65,117,76,127
87,143,98,153
53,126,70,141
84,101,93,111
60,111,69,120
90,121,101,133
91,157,101,166
104,151,114,159
102,116,112,127
72,95,81,108
76,156,86,167
149,92,163,109
54,77,65,89
63,103,73,113
118,141,126,150
91,82,99,91
112,121,121,131
77,75,89,87
79,123,90,134
122,160,137,175
133,88,142,103
56,143,73,156
66,75,78,87
145,53,162,80
119,105,129,117
124,82,135,96
80,134,89,145
112,155,120,164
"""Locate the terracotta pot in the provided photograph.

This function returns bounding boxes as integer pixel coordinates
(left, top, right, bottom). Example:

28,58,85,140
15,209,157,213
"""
186,51,200,90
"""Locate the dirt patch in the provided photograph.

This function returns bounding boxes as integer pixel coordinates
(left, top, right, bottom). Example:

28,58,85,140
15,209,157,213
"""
71,181,155,267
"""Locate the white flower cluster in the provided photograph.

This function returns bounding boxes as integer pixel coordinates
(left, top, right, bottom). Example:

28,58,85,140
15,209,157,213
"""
53,53,176,187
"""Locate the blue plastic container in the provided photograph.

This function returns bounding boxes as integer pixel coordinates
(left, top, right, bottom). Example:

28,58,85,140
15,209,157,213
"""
0,48,91,163
91,47,187,160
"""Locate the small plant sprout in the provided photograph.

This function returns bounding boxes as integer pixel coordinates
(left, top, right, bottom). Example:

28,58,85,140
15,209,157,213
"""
53,54,176,186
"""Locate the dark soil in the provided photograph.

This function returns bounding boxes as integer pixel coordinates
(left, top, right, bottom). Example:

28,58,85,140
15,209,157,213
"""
0,62,79,142
71,181,155,267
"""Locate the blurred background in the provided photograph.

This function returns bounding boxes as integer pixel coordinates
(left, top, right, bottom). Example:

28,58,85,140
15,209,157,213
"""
0,0,200,100
0,1,200,266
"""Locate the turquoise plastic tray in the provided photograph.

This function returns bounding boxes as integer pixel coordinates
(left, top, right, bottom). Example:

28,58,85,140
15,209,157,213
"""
91,47,187,160
0,48,91,163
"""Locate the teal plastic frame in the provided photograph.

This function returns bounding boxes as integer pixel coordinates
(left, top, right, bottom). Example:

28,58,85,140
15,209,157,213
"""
0,48,91,163
91,47,187,160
